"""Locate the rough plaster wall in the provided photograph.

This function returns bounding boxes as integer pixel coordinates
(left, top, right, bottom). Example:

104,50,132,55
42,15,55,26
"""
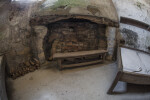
5,3,33,74
106,27,117,59
0,2,11,55
0,57,8,100
0,1,41,55
113,0,150,24
0,2,42,76
0,2,10,99
120,24,150,52
113,0,150,52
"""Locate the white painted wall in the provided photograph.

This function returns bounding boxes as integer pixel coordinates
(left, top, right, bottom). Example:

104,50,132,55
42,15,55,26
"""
120,24,150,51
113,0,150,52
113,0,150,24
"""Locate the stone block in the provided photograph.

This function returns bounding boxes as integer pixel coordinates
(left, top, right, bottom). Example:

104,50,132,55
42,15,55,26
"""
38,52,45,64
33,26,48,39
106,26,116,57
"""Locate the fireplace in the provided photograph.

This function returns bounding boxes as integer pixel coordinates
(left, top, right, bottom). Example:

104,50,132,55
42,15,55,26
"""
5,0,119,79
5,14,118,79
28,17,109,70
43,18,107,61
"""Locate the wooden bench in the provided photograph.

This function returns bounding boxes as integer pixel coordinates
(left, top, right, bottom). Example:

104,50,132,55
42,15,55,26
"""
52,50,108,70
107,46,150,94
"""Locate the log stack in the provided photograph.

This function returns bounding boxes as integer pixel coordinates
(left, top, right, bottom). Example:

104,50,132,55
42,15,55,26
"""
10,58,40,79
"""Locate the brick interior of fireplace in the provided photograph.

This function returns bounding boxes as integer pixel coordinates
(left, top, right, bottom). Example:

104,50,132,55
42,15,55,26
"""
44,19,107,61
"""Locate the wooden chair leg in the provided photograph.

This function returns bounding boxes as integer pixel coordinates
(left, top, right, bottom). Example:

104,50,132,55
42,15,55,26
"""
107,71,122,94
57,59,62,70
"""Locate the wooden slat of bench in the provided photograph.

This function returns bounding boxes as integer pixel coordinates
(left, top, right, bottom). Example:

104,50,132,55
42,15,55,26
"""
62,60,103,68
53,50,107,59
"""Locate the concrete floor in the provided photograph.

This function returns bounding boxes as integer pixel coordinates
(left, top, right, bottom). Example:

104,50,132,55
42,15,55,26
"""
6,62,150,100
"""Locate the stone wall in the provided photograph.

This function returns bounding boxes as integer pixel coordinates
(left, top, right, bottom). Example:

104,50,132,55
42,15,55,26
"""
32,26,48,64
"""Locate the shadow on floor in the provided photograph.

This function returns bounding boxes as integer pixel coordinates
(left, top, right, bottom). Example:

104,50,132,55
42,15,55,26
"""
127,83,150,93
113,81,150,94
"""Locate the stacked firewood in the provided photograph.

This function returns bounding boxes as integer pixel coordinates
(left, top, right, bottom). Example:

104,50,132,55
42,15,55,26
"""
10,58,40,79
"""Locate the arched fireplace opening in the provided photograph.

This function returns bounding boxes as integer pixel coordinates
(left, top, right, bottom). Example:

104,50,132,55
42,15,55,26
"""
42,18,107,61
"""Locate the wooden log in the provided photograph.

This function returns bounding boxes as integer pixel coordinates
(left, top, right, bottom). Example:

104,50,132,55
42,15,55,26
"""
33,58,40,64
53,50,108,59
62,60,103,68
25,61,30,67
29,60,35,66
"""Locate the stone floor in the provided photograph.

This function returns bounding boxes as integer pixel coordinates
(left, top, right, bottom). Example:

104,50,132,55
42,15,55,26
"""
6,62,150,100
